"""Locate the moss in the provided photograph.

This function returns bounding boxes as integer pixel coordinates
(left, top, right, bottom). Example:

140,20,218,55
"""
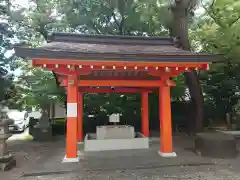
52,118,66,125
23,135,34,141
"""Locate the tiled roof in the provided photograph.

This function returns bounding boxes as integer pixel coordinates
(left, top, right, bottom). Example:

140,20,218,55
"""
15,33,217,62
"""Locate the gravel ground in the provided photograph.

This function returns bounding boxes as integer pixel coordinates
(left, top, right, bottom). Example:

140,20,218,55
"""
1,135,240,180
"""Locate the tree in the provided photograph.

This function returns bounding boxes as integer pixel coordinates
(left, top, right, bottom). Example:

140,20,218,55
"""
13,61,66,112
10,0,67,111
56,0,168,36
191,0,240,123
0,0,18,106
166,0,205,134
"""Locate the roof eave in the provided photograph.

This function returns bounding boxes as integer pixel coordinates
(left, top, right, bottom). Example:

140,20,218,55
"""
14,47,218,63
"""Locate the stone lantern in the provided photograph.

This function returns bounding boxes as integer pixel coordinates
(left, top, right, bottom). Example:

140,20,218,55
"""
0,110,16,171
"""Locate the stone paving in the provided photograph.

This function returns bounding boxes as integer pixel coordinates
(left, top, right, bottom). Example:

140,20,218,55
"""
1,135,240,180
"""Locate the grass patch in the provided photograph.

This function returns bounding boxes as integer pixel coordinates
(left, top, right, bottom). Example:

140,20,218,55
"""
53,118,66,125
23,135,34,141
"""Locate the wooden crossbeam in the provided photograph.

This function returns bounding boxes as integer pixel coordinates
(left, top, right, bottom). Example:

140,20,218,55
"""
60,79,176,87
79,87,153,93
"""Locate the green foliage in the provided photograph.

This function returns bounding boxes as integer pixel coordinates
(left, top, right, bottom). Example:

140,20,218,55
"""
7,0,68,109
13,61,65,110
191,0,240,120
171,74,188,101
0,0,18,105
56,0,168,35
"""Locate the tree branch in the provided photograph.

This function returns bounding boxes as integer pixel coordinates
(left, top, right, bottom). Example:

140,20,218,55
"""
112,11,120,29
119,16,124,35
35,24,48,40
89,21,101,34
117,0,126,35
228,16,240,27
202,0,226,28
202,0,239,28
209,0,216,11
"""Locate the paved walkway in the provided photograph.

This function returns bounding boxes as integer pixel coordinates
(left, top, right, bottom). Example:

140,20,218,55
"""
2,135,240,180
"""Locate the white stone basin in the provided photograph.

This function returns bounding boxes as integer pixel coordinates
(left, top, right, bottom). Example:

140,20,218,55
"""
96,125,135,139
84,132,149,151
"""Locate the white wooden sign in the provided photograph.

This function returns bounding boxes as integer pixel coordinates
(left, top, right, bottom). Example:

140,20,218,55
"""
109,113,120,123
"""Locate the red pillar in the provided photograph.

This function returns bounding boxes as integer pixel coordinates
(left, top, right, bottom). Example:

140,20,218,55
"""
158,86,176,157
77,92,83,142
64,74,79,162
141,92,149,137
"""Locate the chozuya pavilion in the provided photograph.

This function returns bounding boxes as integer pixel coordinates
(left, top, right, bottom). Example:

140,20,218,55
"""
15,33,215,162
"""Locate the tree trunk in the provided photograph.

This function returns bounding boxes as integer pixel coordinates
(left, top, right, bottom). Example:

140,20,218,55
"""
171,2,204,134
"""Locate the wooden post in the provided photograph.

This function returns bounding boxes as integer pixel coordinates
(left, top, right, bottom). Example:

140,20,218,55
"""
158,86,176,157
77,91,83,142
63,74,79,162
141,92,149,137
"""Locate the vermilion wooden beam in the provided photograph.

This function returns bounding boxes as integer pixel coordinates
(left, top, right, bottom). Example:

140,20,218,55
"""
61,79,176,87
47,66,92,75
79,80,176,87
65,74,78,160
61,79,175,87
32,58,210,70
78,87,153,93
141,92,149,137
148,67,186,77
77,92,83,142
159,86,175,156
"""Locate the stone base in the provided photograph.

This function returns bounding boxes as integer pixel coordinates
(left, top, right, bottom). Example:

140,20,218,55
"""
0,149,10,158
85,133,149,151
31,126,52,141
195,132,238,158
0,154,12,163
158,151,177,158
0,156,16,171
62,156,79,163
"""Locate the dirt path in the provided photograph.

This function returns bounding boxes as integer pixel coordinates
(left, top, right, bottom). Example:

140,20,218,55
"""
1,135,240,180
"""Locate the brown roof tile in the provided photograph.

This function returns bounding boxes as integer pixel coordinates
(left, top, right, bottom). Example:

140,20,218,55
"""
41,42,194,56
15,33,219,62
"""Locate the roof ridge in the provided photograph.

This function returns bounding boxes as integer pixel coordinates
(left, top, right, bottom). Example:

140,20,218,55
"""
47,32,174,46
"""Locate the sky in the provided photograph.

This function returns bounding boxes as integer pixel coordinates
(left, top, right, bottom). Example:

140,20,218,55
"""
12,0,30,8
